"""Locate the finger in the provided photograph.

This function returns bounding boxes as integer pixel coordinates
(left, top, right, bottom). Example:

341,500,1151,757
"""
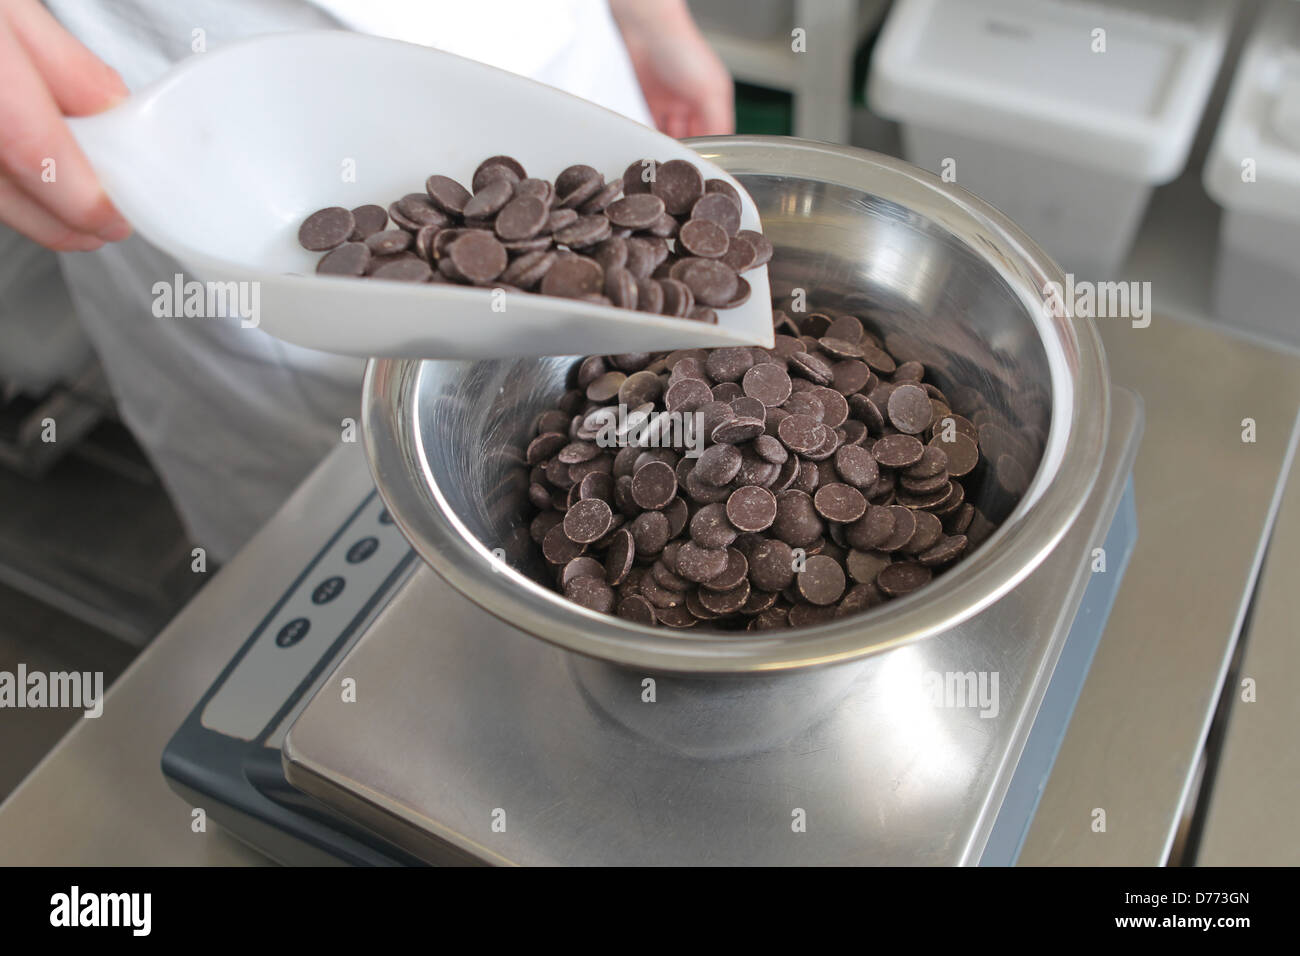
689,110,732,138
0,25,128,239
0,174,105,250
6,0,127,115
693,81,734,137
694,107,734,137
661,109,690,140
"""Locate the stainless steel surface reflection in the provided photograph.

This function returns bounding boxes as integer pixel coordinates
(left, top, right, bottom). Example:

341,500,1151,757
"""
566,655,871,758
362,137,1109,673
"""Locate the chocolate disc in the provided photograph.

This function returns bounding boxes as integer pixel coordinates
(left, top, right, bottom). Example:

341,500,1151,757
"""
349,204,388,240
630,461,678,510
796,554,846,606
448,231,507,283
872,434,926,469
680,259,739,308
563,498,613,544
876,562,932,597
540,256,604,298
834,445,879,489
316,241,370,276
606,193,666,229
424,175,471,215
299,206,355,251
678,218,730,259
690,192,742,236
887,384,933,435
494,195,549,241
650,158,705,215
726,486,778,533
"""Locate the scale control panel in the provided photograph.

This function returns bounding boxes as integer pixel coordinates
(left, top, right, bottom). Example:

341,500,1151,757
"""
199,493,413,744
162,489,420,865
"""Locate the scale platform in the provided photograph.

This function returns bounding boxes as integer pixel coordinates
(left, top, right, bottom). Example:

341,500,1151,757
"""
164,388,1142,866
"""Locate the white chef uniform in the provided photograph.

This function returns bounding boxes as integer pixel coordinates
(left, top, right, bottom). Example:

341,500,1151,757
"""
26,0,651,561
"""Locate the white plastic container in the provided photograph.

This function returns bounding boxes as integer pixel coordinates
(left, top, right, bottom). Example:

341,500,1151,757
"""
869,0,1235,280
1204,0,1300,347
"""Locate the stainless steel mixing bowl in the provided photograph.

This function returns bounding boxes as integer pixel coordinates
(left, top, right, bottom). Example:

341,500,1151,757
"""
362,136,1109,676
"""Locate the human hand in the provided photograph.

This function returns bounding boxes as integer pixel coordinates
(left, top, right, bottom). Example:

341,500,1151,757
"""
610,0,734,138
0,0,131,251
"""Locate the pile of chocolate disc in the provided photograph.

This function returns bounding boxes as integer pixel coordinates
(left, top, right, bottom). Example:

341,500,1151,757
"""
523,305,998,631
296,155,771,322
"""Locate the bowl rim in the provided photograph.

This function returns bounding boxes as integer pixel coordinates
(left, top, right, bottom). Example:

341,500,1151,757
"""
361,136,1110,674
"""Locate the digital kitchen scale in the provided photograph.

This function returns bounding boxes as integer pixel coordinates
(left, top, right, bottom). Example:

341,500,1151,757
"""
163,389,1141,866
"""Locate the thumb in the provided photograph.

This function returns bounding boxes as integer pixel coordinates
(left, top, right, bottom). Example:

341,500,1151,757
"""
7,0,127,115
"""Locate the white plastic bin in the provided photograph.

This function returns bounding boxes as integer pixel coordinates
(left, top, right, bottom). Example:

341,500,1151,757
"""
869,0,1235,280
1204,0,1300,347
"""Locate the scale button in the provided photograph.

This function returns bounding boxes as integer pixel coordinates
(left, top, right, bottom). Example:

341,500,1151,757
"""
311,576,345,604
346,536,380,564
275,617,311,648
378,509,394,525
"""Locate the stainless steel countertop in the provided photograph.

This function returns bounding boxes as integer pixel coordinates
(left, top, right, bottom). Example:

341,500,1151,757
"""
1019,311,1300,865
1196,411,1300,865
2,310,1297,865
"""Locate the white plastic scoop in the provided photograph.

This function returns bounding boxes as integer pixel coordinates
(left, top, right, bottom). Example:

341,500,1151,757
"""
68,31,774,359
